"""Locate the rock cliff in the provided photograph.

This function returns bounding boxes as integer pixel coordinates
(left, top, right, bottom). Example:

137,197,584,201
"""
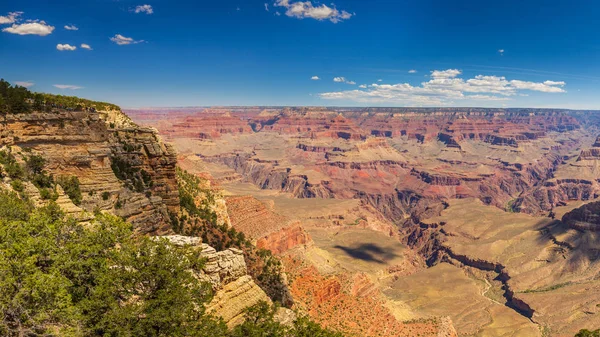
0,110,178,233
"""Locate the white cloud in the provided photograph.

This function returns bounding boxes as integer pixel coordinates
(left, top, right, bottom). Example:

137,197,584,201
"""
543,80,565,86
408,69,417,74
134,4,153,14
56,43,77,51
15,81,34,88
319,69,567,105
0,11,23,25
431,69,461,79
498,49,505,55
110,34,144,45
2,20,54,36
64,24,78,31
274,0,352,23
275,11,281,16
510,80,566,93
311,76,320,80
265,3,269,11
333,77,356,85
377,79,382,82
359,84,367,88
54,84,83,90
80,43,92,50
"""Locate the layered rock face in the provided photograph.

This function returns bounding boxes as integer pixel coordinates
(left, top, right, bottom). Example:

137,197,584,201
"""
256,225,312,255
161,235,274,328
0,110,178,233
562,201,600,231
225,195,291,239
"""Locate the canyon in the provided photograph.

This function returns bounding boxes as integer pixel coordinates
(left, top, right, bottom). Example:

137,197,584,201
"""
128,106,600,336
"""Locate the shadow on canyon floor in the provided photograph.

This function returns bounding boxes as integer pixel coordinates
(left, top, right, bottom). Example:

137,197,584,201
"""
333,243,399,264
536,218,600,270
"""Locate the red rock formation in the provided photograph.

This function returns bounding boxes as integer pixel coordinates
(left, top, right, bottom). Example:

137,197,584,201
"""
256,225,312,255
225,195,291,239
284,259,457,337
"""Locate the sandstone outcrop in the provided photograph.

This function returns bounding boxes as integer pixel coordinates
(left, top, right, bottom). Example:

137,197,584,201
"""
161,235,273,327
206,275,272,327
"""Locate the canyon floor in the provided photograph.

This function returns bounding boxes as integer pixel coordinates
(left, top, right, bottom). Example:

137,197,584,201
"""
129,107,600,337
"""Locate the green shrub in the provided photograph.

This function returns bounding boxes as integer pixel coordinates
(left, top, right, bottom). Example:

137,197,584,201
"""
10,179,24,192
111,156,153,193
576,330,600,337
102,191,110,200
39,187,58,201
0,151,24,179
25,154,45,175
56,175,82,205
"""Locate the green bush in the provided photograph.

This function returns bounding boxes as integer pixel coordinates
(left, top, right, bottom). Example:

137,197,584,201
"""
56,175,82,205
25,154,45,175
0,150,24,179
111,156,152,193
10,179,24,192
576,330,600,337
39,187,58,201
102,191,110,200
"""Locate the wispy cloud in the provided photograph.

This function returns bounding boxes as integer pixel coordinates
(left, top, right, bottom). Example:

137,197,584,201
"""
64,24,78,31
56,43,77,51
319,69,566,105
15,81,34,88
134,4,153,14
274,0,352,23
333,77,356,85
359,84,367,88
408,69,417,74
265,3,269,11
110,34,144,45
80,43,92,50
0,11,23,25
2,20,54,36
498,49,505,56
311,76,320,80
54,84,83,90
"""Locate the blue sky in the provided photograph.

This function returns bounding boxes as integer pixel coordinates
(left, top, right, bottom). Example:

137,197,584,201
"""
1,0,600,108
